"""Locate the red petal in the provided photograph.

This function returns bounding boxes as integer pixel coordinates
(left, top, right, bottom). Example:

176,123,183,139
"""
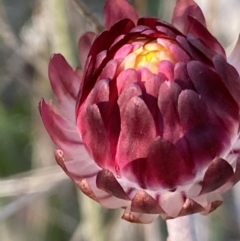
118,83,142,115
172,0,206,34
158,81,183,143
116,96,156,168
49,54,82,121
228,34,240,75
78,32,96,69
146,137,192,188
80,104,113,169
174,62,193,90
104,0,139,30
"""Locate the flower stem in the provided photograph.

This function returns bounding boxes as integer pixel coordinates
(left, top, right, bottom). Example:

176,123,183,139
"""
166,216,197,241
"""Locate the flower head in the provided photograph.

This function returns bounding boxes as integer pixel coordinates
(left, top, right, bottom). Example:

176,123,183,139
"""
39,0,240,223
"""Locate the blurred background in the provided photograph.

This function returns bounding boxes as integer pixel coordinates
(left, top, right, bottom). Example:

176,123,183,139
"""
0,0,240,240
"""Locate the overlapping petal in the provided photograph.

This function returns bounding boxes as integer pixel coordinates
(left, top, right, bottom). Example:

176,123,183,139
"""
40,0,240,224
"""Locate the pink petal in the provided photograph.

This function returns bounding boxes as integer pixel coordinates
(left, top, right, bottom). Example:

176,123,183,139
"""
104,0,139,30
158,61,174,80
122,206,159,223
172,0,206,34
39,99,81,155
39,100,99,179
78,32,96,69
159,191,185,218
228,34,240,75
116,96,156,168
118,83,142,115
170,43,191,63
116,68,138,95
98,59,119,80
49,54,82,121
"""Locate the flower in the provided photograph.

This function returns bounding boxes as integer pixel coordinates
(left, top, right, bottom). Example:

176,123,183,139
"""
39,0,240,223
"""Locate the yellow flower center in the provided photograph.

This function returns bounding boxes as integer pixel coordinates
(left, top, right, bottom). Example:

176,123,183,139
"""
122,39,176,74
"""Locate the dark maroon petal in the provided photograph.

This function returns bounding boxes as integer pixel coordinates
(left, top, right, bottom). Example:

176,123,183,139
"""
213,54,240,106
228,34,240,74
187,61,239,132
146,137,192,189
116,96,156,168
49,54,82,120
174,62,193,89
131,190,164,214
158,81,183,143
158,60,174,80
104,0,139,30
138,18,182,36
96,169,130,200
176,35,212,64
78,32,96,69
183,123,231,168
80,104,113,169
187,34,216,60
187,16,225,57
200,158,234,194
178,89,209,132
172,0,206,34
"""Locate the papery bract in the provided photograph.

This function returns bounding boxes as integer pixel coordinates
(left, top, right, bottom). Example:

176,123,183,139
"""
39,0,240,223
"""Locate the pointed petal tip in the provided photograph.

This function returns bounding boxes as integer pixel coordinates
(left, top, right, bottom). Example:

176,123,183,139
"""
104,0,139,30
172,0,206,34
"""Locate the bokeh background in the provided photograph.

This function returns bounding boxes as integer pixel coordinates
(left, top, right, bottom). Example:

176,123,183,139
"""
0,0,240,240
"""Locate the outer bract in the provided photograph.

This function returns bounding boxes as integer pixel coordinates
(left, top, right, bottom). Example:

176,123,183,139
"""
39,0,240,223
